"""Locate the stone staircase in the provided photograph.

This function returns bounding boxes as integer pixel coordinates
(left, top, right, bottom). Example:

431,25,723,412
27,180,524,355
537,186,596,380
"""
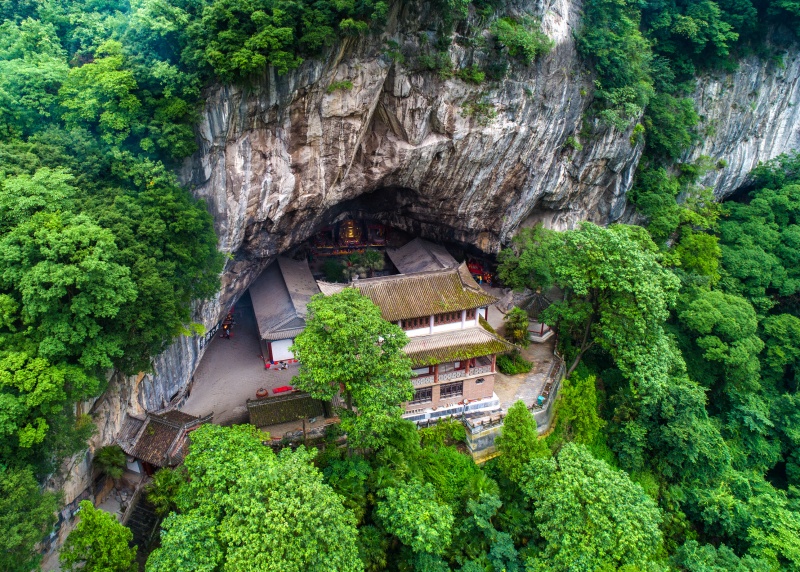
124,495,160,549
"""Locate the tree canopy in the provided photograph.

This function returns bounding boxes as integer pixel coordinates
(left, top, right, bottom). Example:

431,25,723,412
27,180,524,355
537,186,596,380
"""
60,500,137,572
146,424,362,572
291,288,413,449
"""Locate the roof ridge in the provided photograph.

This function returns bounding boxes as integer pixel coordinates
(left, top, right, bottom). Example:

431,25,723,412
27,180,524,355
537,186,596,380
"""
354,264,461,284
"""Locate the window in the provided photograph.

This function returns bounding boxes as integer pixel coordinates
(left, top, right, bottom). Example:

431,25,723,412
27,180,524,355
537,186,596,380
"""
475,378,484,385
439,361,461,373
403,316,429,330
466,308,476,320
434,311,461,325
411,386,432,404
412,366,432,376
439,381,463,399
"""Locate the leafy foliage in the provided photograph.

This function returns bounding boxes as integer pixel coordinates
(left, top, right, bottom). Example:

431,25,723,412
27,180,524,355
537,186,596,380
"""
503,307,529,347
522,443,664,571
0,466,60,572
146,424,362,572
60,500,137,572
494,400,548,482
291,289,413,450
490,16,552,64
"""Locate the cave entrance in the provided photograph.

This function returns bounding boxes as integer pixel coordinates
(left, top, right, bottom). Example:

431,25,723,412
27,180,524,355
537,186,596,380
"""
294,219,493,286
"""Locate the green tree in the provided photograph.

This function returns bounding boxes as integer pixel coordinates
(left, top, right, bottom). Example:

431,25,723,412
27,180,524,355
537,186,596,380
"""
361,249,384,277
58,40,142,145
558,372,605,445
0,211,138,369
503,307,529,347
0,466,60,572
146,424,362,572
0,352,99,460
291,289,413,449
93,445,126,481
374,480,454,555
522,443,663,571
60,500,137,572
494,400,549,482
499,223,680,396
145,466,186,516
0,19,68,137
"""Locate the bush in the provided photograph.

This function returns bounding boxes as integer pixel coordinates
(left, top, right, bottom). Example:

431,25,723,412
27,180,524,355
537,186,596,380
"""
490,16,553,64
327,80,354,93
323,258,345,282
456,65,485,84
497,351,533,374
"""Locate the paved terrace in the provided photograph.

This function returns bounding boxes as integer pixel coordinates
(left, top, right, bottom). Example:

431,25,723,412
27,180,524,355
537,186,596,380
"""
180,291,300,426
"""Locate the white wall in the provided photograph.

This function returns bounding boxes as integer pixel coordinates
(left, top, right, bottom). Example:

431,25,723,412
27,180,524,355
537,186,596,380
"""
270,338,295,361
405,327,432,338
432,321,465,334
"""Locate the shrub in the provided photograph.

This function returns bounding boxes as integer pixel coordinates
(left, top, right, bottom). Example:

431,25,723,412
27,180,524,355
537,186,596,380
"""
456,65,485,84
490,16,553,64
461,98,497,125
327,80,354,93
497,351,533,374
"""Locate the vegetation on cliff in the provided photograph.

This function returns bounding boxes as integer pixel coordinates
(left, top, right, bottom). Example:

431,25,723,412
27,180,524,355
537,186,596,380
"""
2,0,800,569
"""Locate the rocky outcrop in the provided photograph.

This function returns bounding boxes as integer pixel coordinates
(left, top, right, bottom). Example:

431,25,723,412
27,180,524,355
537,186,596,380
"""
84,0,800,468
688,44,800,197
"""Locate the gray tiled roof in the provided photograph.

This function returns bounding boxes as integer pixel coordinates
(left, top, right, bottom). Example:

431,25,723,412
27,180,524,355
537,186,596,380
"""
250,257,320,340
117,411,210,467
386,238,458,274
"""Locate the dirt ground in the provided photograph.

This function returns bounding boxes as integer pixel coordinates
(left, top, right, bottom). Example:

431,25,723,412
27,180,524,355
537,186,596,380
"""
180,292,300,426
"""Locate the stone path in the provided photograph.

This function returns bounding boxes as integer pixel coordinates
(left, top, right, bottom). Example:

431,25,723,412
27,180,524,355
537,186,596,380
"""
478,284,557,411
493,337,556,410
180,291,299,426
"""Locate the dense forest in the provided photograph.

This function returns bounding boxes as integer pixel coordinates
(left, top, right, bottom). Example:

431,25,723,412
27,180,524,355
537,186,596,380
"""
2,0,800,569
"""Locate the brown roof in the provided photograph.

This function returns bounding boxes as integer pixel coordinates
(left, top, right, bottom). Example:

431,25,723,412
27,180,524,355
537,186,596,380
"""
403,327,515,367
348,263,497,322
386,238,458,274
249,257,320,340
118,411,210,467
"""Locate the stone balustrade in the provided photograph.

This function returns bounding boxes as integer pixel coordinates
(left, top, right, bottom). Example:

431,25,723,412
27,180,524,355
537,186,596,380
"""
470,364,492,376
438,369,466,382
412,374,435,387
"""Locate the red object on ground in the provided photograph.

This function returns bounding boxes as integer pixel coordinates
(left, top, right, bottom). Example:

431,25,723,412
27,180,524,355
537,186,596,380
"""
265,363,270,369
273,386,293,394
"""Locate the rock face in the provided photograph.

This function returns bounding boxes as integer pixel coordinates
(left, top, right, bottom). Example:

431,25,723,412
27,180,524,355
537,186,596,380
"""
84,0,800,467
688,45,800,197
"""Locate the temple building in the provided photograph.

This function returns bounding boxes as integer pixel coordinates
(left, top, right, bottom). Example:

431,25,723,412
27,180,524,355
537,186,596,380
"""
249,256,321,362
248,239,514,420
319,258,514,420
117,410,211,475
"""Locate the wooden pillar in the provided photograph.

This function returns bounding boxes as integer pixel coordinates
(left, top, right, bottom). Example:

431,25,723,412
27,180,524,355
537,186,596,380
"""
491,354,496,373
465,359,470,376
434,364,439,383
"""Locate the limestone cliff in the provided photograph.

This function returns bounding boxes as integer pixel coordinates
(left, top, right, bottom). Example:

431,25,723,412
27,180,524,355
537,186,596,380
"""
78,0,800,492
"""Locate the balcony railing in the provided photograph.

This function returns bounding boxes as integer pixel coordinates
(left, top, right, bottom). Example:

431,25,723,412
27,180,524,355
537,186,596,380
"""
412,374,435,387
470,364,493,376
438,369,466,382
